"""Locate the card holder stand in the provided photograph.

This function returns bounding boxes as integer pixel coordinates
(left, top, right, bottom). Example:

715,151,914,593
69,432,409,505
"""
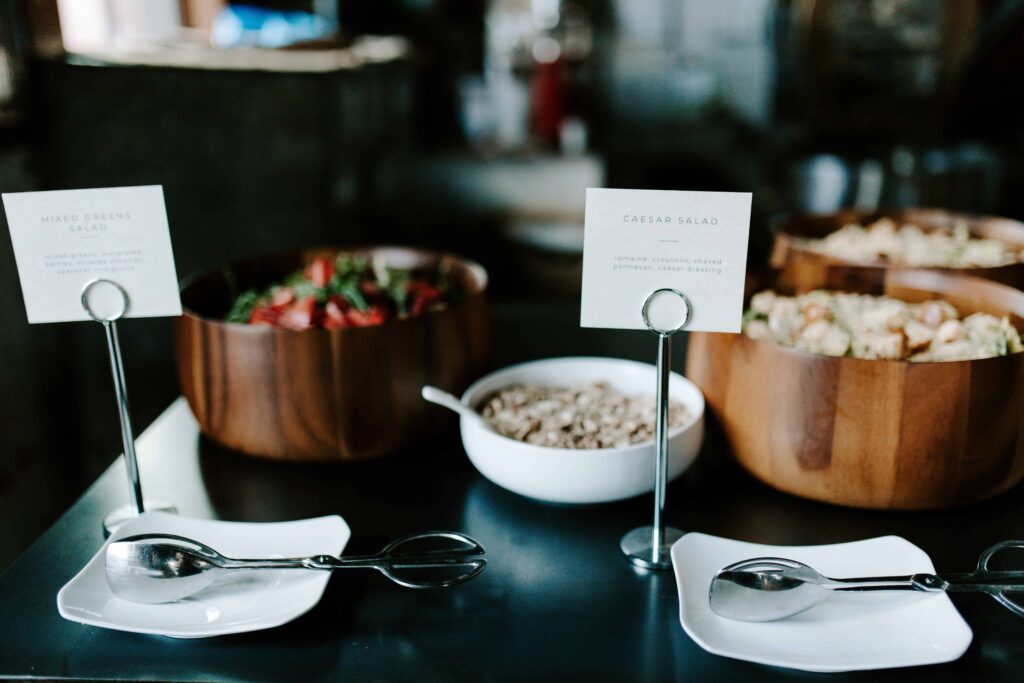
620,288,692,570
80,278,176,536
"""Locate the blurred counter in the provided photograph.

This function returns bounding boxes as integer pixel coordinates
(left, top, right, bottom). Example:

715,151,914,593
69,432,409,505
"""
65,35,409,74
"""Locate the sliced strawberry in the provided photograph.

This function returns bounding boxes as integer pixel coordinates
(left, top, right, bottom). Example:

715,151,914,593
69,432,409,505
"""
306,257,335,287
409,288,444,317
346,304,387,327
249,305,279,326
270,286,295,308
323,297,349,330
327,294,349,310
277,296,319,331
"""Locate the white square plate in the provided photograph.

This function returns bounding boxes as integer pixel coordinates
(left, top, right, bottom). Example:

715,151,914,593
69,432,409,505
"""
57,512,350,638
672,532,973,672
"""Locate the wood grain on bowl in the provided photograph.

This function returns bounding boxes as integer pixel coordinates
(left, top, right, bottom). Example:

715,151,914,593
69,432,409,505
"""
771,208,1024,291
686,269,1024,510
175,247,490,462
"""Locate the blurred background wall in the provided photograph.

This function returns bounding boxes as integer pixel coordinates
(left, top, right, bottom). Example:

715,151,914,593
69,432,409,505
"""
2,0,1024,569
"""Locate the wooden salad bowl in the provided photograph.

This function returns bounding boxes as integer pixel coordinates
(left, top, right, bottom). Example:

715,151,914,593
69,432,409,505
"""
686,268,1024,510
771,208,1024,292
174,247,490,462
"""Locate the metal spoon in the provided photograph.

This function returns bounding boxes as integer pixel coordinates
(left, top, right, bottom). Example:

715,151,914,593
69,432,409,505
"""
710,540,1024,622
107,531,486,604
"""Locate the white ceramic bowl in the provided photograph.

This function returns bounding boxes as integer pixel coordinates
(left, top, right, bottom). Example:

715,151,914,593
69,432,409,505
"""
459,356,705,504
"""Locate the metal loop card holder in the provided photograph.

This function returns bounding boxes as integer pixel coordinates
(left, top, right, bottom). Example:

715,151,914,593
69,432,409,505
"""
80,278,176,536
621,288,692,570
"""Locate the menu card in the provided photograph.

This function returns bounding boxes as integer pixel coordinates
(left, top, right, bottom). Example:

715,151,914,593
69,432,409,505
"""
580,188,752,332
3,186,182,324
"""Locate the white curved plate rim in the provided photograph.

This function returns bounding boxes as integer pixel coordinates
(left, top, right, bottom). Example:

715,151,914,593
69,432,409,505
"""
671,532,973,673
57,511,350,638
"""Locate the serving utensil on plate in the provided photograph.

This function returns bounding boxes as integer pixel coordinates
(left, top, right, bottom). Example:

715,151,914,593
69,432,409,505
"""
710,540,1024,622
107,531,487,604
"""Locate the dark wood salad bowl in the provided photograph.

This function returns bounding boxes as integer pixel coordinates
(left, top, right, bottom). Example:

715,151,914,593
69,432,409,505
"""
686,268,1024,510
771,208,1024,292
174,247,490,462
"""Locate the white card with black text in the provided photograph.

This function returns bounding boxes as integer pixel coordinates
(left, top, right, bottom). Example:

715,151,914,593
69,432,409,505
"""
580,188,752,332
3,186,182,324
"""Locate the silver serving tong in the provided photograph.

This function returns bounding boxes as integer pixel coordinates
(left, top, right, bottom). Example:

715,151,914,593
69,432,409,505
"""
710,540,1024,622
107,531,487,604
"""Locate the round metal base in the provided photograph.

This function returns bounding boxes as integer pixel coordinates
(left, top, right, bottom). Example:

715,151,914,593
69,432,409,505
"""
102,501,178,537
620,526,685,570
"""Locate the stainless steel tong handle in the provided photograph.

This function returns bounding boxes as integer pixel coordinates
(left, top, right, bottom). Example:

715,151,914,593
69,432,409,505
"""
968,539,1024,617
214,531,487,589
818,540,1024,617
820,572,1024,593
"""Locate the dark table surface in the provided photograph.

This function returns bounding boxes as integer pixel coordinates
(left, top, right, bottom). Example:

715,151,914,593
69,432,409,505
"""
2,302,1024,682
